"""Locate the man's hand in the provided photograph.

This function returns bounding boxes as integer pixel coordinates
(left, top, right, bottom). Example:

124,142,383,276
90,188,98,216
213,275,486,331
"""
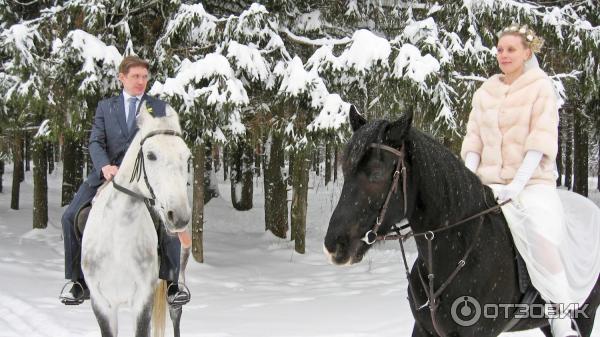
101,165,119,181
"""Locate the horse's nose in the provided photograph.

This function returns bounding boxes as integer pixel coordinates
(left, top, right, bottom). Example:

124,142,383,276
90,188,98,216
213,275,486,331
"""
167,210,190,230
324,233,346,254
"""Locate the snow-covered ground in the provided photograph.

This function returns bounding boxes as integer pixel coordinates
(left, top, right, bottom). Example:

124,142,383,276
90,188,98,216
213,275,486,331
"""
0,165,598,337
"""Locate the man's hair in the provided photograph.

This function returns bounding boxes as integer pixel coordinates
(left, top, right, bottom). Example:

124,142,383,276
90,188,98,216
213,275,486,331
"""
119,56,149,75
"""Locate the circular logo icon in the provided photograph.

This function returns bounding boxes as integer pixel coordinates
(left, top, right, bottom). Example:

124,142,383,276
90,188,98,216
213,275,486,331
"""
451,296,481,327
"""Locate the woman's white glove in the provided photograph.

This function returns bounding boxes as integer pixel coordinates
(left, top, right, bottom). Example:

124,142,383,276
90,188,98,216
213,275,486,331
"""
496,150,543,203
464,152,480,173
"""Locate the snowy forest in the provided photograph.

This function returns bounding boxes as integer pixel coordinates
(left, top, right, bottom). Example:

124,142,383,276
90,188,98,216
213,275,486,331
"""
1,0,599,259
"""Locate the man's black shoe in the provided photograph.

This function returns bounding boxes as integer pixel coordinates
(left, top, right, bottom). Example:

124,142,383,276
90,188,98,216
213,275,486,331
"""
59,281,90,305
167,282,191,307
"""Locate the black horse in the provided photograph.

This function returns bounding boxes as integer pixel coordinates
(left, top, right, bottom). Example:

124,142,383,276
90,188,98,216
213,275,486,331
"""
324,107,599,337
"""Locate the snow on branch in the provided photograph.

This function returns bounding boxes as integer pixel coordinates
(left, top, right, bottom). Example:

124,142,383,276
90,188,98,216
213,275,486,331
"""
155,3,219,63
150,54,249,111
470,0,600,44
233,3,273,42
0,23,41,67
55,29,123,94
339,30,391,72
307,94,351,132
227,41,270,82
393,44,440,83
281,28,352,46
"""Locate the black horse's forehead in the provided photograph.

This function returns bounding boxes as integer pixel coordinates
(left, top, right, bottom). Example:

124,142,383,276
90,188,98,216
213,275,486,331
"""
343,120,389,174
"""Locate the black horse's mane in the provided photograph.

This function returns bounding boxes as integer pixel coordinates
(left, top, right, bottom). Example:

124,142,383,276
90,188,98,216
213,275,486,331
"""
344,120,491,224
406,128,491,223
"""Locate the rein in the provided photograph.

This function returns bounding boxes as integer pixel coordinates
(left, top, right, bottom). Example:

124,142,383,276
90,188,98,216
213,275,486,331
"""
112,129,183,207
364,142,509,337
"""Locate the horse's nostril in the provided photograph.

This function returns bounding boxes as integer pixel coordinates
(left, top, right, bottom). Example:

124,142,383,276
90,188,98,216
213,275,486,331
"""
167,211,174,223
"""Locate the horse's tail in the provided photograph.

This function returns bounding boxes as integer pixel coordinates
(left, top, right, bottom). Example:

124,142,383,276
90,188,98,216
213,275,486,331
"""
152,279,167,337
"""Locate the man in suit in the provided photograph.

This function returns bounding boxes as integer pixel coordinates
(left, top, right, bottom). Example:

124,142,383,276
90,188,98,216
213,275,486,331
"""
59,56,190,306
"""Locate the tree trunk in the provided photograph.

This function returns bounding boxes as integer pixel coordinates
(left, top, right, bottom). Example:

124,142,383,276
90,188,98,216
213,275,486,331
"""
573,109,588,197
288,152,295,186
291,149,309,254
18,134,24,183
0,160,4,193
565,108,573,190
11,133,23,210
62,134,84,206
25,133,31,172
264,132,288,238
556,117,563,187
203,141,218,204
312,149,320,175
230,141,253,211
325,141,331,186
32,139,48,229
47,142,54,174
191,142,205,263
255,143,262,177
333,147,338,182
223,146,228,181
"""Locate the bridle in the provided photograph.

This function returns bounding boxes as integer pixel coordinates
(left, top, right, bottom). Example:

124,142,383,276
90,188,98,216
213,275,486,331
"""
112,129,183,207
362,142,508,337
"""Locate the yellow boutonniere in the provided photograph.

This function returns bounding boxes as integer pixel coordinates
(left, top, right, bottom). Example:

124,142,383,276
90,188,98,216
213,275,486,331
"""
147,106,154,117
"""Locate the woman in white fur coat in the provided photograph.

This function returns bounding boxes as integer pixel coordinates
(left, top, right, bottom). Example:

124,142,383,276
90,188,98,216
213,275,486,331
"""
461,24,600,337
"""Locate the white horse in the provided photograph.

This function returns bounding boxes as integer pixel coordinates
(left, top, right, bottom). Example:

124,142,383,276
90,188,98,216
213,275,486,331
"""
81,105,191,337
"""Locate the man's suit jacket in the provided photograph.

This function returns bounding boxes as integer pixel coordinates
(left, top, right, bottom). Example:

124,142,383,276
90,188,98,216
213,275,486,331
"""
86,93,167,187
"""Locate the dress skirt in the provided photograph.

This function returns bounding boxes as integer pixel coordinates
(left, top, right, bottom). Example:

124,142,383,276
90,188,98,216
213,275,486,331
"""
490,184,600,305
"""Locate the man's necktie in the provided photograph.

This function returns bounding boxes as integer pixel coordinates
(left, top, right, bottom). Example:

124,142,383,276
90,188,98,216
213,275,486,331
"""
127,97,138,131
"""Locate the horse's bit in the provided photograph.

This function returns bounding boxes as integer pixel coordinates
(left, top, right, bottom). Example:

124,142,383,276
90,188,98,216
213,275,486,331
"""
364,142,508,337
112,129,182,207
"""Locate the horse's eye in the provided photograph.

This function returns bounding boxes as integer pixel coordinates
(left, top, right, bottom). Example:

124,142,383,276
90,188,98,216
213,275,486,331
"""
147,152,157,161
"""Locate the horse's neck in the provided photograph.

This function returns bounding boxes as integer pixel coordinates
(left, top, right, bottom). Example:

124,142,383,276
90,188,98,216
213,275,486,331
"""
101,183,147,217
406,131,487,228
113,134,150,197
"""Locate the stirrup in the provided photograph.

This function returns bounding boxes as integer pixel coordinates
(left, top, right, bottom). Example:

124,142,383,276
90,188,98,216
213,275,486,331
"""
167,282,191,306
59,281,86,305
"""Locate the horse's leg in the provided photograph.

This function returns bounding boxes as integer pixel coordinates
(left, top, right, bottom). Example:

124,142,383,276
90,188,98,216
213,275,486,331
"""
169,305,183,337
91,299,118,337
411,321,435,337
134,293,154,337
539,325,552,337
179,246,190,284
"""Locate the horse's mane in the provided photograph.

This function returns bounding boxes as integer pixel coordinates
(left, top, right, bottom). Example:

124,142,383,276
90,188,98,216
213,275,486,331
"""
344,120,490,223
406,128,490,222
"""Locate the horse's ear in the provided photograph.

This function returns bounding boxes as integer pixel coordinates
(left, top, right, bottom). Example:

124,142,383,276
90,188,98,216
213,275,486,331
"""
165,104,178,117
349,105,366,132
386,110,413,146
165,105,182,132
137,102,153,128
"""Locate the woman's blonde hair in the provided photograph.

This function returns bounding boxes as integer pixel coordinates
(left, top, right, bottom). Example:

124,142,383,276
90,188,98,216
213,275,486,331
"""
497,24,545,53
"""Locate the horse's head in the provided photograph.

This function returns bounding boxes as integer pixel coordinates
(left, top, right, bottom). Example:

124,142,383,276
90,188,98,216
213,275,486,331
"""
324,106,414,265
132,104,192,233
